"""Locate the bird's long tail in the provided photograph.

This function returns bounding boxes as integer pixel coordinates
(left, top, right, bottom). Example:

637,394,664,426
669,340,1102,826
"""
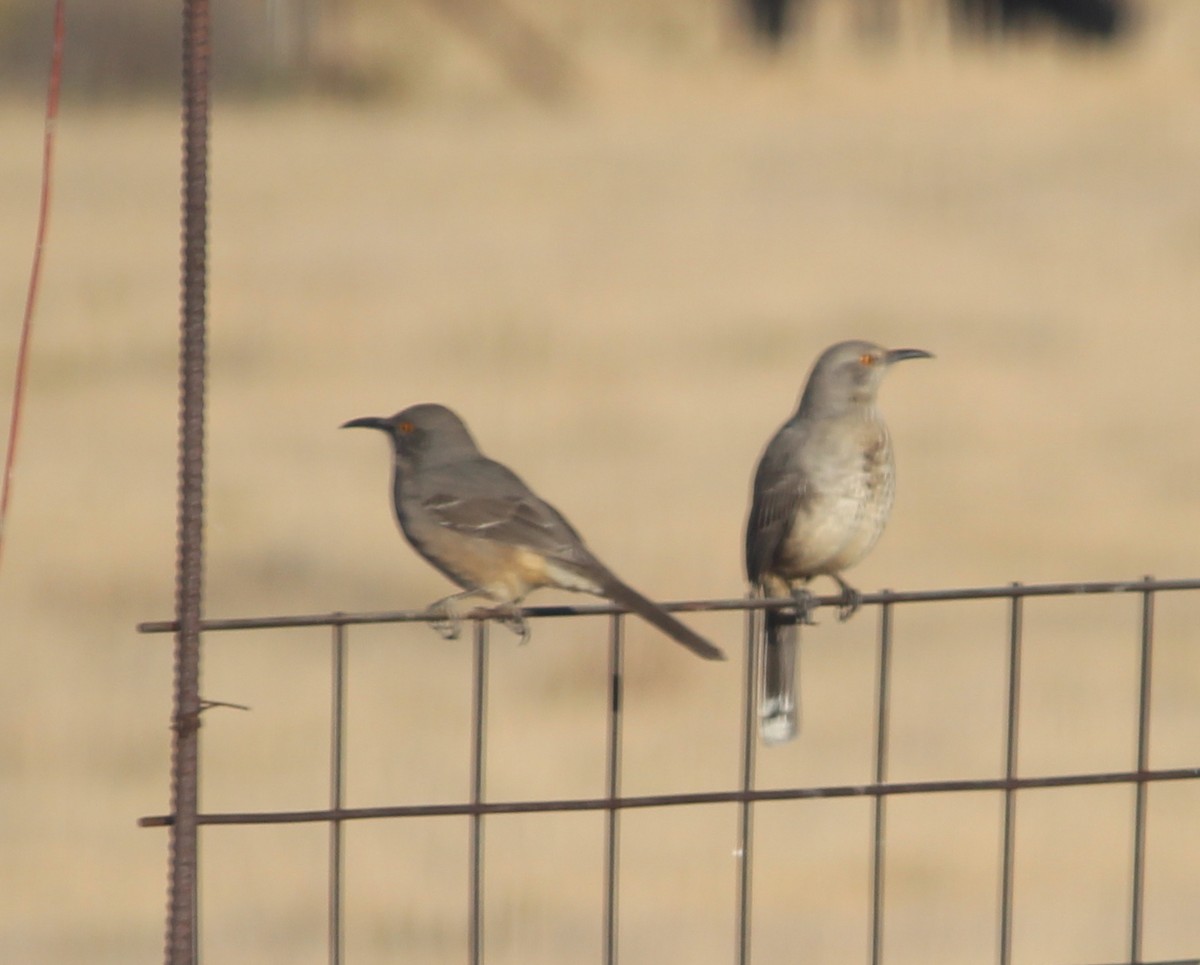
592,569,725,661
761,603,799,744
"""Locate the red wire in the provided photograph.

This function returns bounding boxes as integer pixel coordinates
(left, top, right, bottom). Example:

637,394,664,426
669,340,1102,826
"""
0,0,65,574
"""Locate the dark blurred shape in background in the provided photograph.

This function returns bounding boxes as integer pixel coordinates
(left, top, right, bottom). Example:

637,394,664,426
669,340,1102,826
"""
953,0,1129,38
743,0,1130,46
745,0,805,46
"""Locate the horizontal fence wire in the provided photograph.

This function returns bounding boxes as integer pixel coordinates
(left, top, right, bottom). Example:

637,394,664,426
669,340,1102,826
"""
138,575,1200,965
136,766,1200,828
1081,960,1200,965
136,576,1200,635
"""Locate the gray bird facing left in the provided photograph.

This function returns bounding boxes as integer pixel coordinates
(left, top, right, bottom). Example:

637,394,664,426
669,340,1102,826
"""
745,339,932,744
342,403,725,661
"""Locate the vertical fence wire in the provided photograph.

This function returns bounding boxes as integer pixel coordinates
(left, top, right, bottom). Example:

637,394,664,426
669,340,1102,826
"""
603,613,625,965
869,599,893,965
999,587,1023,965
328,623,348,965
1130,579,1155,963
167,0,211,962
736,605,759,965
469,622,489,965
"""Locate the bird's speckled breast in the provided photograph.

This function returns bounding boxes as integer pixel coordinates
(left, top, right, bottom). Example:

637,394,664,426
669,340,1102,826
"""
782,421,895,577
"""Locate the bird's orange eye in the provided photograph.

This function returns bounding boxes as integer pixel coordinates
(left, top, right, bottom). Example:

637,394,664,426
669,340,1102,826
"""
398,421,414,434
859,353,876,366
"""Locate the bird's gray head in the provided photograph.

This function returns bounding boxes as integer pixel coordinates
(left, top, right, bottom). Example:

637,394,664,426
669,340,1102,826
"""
341,403,479,468
797,339,933,417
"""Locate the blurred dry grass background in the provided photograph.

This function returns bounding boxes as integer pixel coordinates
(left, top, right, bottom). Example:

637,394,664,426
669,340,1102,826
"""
2,0,1200,961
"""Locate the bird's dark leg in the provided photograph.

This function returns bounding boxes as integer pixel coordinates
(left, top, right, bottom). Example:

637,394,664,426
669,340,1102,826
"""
789,586,819,626
831,573,862,622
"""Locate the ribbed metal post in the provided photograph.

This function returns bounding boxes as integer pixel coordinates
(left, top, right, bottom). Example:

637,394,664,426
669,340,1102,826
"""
165,0,210,961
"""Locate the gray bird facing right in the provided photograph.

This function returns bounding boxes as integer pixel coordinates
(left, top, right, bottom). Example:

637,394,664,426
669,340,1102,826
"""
745,339,932,745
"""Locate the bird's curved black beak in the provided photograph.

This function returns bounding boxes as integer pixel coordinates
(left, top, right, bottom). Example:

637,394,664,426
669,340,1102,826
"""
341,416,390,432
885,348,934,365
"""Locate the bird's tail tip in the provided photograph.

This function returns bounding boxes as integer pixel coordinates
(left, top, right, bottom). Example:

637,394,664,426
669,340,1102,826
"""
759,696,798,745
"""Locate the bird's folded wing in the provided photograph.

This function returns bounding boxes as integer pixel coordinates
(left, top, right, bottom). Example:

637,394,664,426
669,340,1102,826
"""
745,471,807,582
423,488,590,563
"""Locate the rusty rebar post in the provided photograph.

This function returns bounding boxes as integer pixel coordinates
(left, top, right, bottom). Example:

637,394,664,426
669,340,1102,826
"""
166,0,210,962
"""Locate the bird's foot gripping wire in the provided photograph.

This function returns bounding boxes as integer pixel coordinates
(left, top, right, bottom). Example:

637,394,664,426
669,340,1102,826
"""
491,603,531,644
789,587,819,626
426,592,476,640
426,594,530,644
832,576,862,622
426,606,463,640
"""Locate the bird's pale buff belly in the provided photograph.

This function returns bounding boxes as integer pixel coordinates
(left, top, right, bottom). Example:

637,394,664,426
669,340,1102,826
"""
780,462,895,578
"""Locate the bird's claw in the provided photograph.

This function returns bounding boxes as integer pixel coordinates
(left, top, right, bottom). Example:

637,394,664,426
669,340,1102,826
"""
834,580,862,622
789,588,819,626
837,594,861,621
426,597,466,640
493,605,531,644
428,609,463,640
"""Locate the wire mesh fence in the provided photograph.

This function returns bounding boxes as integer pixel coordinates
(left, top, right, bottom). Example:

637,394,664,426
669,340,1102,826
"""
139,578,1200,965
